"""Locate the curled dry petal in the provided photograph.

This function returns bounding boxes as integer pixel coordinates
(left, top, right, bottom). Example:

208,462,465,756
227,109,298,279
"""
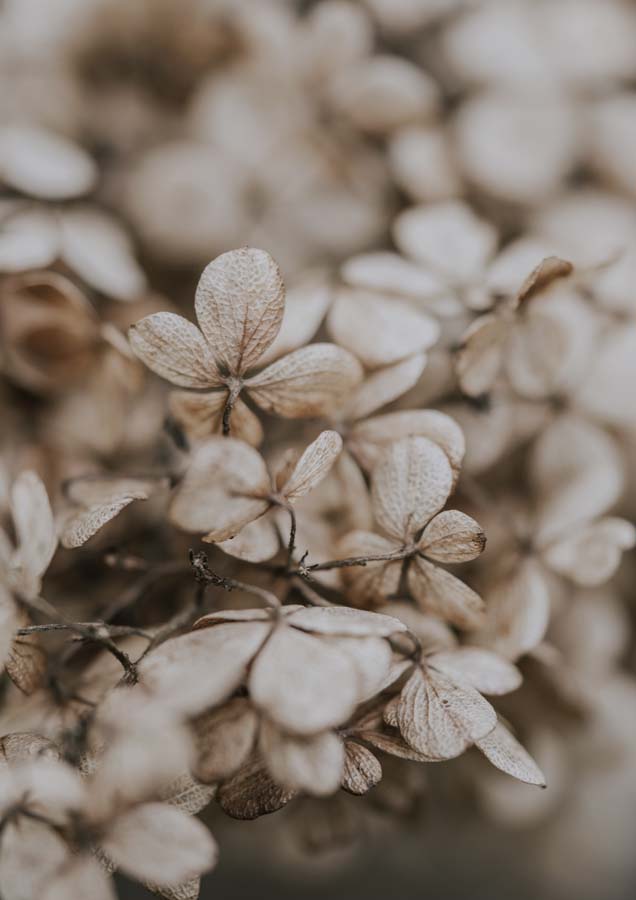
372,436,453,543
169,391,264,446
194,247,285,375
389,666,497,760
248,623,360,735
455,314,508,398
245,343,363,418
193,698,258,784
408,556,485,630
347,353,427,422
476,721,546,787
348,409,465,480
259,720,344,796
337,530,403,607
541,517,636,587
217,755,296,820
515,256,573,307
327,287,439,369
139,622,270,716
341,741,383,795
429,648,522,696
280,431,343,501
102,802,218,886
128,313,220,389
169,438,270,539
418,510,486,563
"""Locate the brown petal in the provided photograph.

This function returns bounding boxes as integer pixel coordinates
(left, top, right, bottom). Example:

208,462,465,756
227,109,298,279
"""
515,256,573,306
139,622,270,716
169,391,264,446
429,648,522,696
102,802,218,885
281,431,343,501
193,699,258,784
217,755,296,819
346,353,427,422
327,287,439,369
391,666,496,759
169,438,270,539
128,313,220,389
408,556,485,630
194,247,284,375
348,409,465,480
248,624,360,735
214,514,280,563
337,530,403,607
245,344,363,418
372,436,453,542
418,510,486,563
259,720,344,795
341,741,382,795
455,313,508,398
476,721,546,787
7,612,47,695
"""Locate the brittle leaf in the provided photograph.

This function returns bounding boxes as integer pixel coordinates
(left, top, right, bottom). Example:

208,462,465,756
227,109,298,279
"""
476,721,546,787
194,247,284,375
129,313,220,389
245,344,363,418
280,431,343,501
217,755,296,820
418,510,486,563
372,436,453,542
341,741,383,795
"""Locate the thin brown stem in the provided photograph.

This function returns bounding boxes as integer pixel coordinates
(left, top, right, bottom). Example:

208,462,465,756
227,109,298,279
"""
190,550,281,608
222,379,242,436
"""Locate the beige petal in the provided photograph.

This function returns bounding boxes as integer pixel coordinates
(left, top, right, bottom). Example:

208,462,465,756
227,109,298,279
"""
359,726,435,762
0,732,60,766
169,391,263,446
0,588,20,670
143,878,200,900
129,313,220,389
287,605,406,638
476,721,546,787
476,559,551,661
248,624,360,735
341,741,382,795
45,858,116,900
455,313,508,398
193,609,275,627
217,755,296,819
160,773,216,817
393,201,497,282
259,720,344,796
328,635,394,702
0,819,70,900
11,470,57,585
194,247,284,375
0,206,59,272
342,251,447,305
60,497,137,548
327,287,439,369
408,557,485,630
515,256,573,306
372,436,453,542
348,409,465,481
214,514,280,563
245,344,363,418
64,475,157,506
542,517,636,587
281,431,343,501
103,803,217,886
505,309,572,399
378,602,457,653
429,648,522,696
418,510,486,563
139,622,270,716
169,438,270,539
60,208,146,302
391,666,496,759
257,273,332,367
193,699,258,784
0,125,96,199
337,530,403,607
346,353,427,422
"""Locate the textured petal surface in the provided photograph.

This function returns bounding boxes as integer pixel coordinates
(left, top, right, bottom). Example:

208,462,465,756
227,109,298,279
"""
408,556,485,630
129,313,220,388
419,510,486,563
281,431,343,501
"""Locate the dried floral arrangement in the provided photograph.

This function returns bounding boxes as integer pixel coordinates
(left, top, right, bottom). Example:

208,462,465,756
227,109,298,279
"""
1,1,636,899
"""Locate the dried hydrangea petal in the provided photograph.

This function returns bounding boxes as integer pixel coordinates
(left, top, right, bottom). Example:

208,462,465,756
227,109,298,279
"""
129,313,221,389
476,721,546,787
259,720,344,796
281,431,343,501
418,510,486,563
408,556,485,630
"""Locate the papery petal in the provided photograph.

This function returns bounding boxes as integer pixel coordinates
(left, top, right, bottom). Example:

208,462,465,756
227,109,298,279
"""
281,431,343,501
408,556,485,630
193,699,258,784
217,755,296,820
476,721,546,787
129,313,220,389
337,530,403,607
346,353,427,422
455,313,508,398
341,741,383,795
419,510,486,563
259,720,344,796
214,514,280,563
542,517,636,587
429,648,521,696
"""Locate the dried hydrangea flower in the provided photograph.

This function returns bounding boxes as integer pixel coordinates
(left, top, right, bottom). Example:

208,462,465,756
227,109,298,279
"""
339,435,486,628
130,248,362,443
